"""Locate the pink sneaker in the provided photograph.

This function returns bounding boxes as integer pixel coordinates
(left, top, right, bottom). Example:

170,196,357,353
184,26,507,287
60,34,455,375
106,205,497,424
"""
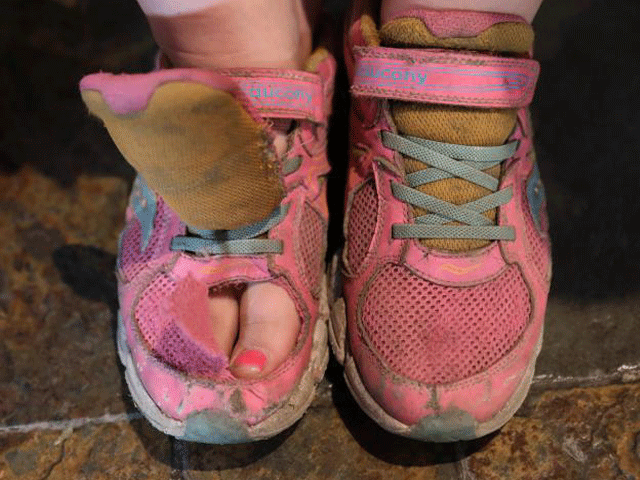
330,6,551,441
80,50,336,443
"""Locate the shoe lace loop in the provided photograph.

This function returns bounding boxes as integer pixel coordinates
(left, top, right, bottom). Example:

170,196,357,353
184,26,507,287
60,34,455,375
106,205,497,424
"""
170,204,288,255
382,131,517,241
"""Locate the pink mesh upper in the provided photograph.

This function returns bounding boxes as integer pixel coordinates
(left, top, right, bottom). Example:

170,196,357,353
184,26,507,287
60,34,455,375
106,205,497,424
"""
347,180,377,272
119,198,172,282
155,322,226,378
135,272,176,352
361,263,531,385
134,273,226,378
296,203,325,293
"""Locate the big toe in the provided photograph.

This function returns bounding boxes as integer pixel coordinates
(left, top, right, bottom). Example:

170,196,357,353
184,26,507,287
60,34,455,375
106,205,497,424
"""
230,283,300,379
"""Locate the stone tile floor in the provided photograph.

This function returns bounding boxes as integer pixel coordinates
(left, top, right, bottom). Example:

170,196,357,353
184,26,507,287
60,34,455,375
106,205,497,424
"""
2,0,640,478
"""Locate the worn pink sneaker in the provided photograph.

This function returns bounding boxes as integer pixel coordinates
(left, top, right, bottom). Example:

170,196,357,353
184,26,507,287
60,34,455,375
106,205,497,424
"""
330,6,551,441
80,50,335,443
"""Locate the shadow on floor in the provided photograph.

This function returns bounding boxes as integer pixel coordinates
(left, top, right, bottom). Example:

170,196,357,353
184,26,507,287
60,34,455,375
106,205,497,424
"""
52,245,118,314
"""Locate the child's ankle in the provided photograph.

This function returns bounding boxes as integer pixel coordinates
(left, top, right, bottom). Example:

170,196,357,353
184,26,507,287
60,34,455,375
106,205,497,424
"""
144,0,313,70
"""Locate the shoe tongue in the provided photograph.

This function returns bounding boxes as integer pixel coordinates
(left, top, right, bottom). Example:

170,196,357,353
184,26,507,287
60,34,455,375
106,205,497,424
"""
82,74,284,232
379,15,533,252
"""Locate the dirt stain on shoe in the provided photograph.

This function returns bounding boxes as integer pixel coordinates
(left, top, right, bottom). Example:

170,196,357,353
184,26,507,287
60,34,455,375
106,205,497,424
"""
230,389,247,414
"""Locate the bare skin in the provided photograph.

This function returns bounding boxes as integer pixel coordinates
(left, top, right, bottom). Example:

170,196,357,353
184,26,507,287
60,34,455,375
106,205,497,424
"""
144,0,314,70
135,0,543,380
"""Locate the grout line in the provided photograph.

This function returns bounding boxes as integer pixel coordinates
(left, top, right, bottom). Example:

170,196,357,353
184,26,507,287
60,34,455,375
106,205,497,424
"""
453,442,478,480
457,457,478,480
0,412,143,435
531,363,640,389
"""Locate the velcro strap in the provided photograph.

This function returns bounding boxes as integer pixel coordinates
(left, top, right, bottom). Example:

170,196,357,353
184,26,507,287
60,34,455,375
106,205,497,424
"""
352,46,539,108
228,71,325,123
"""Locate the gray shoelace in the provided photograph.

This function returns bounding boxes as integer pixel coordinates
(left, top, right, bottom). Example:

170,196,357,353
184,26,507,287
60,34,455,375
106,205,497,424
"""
171,204,288,255
170,156,301,256
382,131,517,240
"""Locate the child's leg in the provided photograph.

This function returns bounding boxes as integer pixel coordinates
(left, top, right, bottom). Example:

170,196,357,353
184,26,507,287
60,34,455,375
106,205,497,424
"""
138,0,314,69
121,0,319,380
381,0,543,23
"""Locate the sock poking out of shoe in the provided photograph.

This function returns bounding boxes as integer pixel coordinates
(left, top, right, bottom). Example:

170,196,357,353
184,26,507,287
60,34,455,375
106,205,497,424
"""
378,11,534,252
81,73,283,231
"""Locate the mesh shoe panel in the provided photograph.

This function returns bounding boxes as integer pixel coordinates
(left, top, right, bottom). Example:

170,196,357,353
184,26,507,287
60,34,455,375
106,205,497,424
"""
155,322,226,378
119,198,172,282
296,203,326,293
347,180,378,272
361,264,531,385
134,273,226,378
135,272,177,351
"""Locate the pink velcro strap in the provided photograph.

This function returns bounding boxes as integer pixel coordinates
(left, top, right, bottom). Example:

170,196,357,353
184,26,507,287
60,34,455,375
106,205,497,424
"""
352,46,539,108
227,71,325,123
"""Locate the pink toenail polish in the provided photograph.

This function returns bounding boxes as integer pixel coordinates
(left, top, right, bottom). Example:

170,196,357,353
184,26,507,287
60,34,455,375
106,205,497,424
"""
233,350,267,374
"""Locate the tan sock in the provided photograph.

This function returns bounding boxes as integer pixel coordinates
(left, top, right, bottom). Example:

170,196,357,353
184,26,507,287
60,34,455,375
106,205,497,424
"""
375,16,534,252
82,82,283,231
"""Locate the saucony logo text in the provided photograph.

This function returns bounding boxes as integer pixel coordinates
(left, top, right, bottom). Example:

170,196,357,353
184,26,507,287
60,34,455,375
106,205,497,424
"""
247,87,312,105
